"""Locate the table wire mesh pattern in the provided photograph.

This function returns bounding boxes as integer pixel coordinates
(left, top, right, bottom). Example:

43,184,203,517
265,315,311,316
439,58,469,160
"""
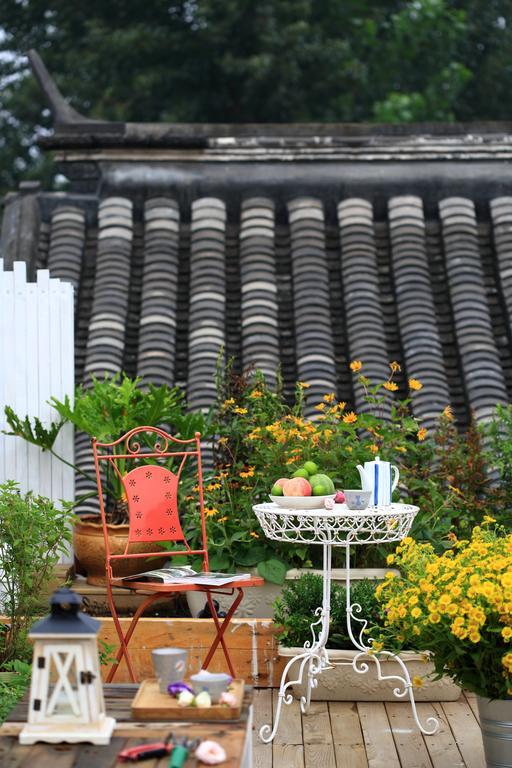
253,502,418,546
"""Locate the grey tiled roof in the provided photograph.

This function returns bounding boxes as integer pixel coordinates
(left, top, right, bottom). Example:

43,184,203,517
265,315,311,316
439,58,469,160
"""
5,187,511,429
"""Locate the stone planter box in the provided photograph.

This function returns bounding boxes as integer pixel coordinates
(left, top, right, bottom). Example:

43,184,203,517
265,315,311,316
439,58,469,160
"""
279,645,461,702
186,567,396,619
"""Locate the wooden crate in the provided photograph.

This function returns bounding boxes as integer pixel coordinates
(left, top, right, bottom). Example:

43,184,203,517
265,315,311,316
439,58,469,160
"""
97,617,286,687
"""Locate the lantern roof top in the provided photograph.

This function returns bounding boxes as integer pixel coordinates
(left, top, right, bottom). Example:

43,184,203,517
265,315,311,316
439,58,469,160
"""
29,587,100,636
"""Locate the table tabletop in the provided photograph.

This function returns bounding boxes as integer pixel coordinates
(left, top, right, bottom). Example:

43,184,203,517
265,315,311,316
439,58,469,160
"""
0,684,252,767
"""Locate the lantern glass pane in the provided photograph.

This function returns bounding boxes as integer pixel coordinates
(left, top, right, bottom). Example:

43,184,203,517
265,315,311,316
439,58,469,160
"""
44,646,87,722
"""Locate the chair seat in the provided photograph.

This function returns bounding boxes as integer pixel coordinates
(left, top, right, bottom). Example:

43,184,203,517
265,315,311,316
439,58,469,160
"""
118,576,265,593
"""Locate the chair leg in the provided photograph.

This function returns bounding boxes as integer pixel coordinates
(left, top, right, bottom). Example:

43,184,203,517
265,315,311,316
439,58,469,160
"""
202,588,244,676
106,591,165,683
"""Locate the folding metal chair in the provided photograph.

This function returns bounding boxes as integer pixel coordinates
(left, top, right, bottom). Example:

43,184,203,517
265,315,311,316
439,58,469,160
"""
91,426,264,683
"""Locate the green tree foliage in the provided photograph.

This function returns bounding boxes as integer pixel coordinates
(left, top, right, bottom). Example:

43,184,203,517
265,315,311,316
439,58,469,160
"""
1,1,512,194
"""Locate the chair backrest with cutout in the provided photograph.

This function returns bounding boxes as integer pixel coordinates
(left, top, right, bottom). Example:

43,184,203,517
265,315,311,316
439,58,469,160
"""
91,427,208,577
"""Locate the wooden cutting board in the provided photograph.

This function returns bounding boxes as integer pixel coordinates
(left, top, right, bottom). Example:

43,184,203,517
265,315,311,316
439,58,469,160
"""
131,678,244,721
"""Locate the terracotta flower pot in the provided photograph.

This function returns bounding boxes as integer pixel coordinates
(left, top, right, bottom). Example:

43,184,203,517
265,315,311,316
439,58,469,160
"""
73,515,167,586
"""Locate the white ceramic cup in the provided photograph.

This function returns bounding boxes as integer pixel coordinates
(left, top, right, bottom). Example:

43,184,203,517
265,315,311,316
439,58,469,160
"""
152,648,187,693
343,489,372,510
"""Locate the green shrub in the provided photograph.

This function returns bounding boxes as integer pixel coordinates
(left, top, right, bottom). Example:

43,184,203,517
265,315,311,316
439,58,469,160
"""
0,481,75,664
273,573,385,649
0,659,31,724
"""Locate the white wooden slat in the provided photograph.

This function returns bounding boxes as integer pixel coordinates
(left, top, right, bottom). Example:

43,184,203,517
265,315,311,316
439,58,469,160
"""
2,268,16,483
36,268,53,499
26,280,39,494
59,281,75,561
49,277,63,503
13,262,28,492
0,258,5,485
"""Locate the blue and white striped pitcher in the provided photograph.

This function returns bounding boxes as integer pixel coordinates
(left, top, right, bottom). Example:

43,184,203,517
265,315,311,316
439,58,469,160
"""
356,456,399,506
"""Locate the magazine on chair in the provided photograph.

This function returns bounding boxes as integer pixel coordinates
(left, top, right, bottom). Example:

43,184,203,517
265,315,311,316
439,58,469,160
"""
113,566,252,587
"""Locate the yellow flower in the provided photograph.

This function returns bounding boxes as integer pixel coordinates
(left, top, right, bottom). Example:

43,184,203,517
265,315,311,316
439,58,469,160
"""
286,457,296,465
343,411,357,424
417,428,428,441
250,531,260,538
502,627,512,642
233,406,248,415
369,444,379,454
483,515,496,524
409,378,423,391
222,398,235,409
240,466,255,479
298,381,310,389
412,675,424,688
443,405,454,421
411,607,422,619
383,381,399,392
250,390,263,399
386,554,395,565
372,641,384,652
429,613,441,624
350,360,363,372
204,507,219,517
389,361,401,373
469,631,481,643
315,402,326,411
323,392,336,403
217,436,228,446
217,515,228,523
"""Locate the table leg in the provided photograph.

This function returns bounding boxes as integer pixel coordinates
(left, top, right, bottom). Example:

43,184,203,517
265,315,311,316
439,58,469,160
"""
343,541,439,736
259,543,333,743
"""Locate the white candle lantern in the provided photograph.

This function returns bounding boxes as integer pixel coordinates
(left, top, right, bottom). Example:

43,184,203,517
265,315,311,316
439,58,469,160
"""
19,587,115,745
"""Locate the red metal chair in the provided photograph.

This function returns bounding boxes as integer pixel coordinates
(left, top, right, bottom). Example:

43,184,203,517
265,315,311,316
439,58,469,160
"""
91,426,264,683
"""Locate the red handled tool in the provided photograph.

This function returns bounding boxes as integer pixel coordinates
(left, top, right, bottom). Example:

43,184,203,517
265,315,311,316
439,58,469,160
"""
118,734,174,762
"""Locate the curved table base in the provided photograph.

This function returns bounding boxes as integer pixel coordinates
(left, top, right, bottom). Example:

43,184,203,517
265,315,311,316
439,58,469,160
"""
259,541,439,743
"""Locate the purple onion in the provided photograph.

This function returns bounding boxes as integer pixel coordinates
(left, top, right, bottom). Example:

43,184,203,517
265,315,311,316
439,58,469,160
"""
167,682,194,696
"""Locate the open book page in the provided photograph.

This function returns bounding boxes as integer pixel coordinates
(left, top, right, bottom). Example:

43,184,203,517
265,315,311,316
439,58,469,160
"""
113,567,252,586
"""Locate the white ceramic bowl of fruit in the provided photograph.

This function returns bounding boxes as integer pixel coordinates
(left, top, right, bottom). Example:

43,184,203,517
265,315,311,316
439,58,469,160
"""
269,462,336,509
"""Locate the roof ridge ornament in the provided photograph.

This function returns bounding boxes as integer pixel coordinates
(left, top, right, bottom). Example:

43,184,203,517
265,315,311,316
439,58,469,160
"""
27,49,98,125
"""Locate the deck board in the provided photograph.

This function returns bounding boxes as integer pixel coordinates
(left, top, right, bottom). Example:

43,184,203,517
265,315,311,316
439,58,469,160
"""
441,699,485,768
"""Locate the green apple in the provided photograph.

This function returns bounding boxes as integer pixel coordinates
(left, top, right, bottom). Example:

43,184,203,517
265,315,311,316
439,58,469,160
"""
303,461,319,476
292,468,310,479
312,484,327,496
271,484,284,496
308,473,335,494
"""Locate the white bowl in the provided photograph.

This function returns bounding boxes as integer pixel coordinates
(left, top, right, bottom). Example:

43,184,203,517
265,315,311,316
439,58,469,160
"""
269,494,335,509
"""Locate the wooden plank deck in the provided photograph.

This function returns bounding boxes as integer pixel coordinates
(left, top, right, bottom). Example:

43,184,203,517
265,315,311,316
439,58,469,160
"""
253,690,485,768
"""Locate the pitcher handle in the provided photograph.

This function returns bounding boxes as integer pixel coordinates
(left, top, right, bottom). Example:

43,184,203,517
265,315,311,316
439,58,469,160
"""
391,465,400,492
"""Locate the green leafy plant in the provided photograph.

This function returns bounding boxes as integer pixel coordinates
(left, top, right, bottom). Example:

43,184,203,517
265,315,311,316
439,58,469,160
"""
4,374,206,524
273,573,385,649
0,659,31,724
98,639,117,667
0,481,75,665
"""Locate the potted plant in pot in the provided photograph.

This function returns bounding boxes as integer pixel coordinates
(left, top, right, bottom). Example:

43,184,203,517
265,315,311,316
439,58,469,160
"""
273,572,461,701
375,523,512,767
4,374,206,585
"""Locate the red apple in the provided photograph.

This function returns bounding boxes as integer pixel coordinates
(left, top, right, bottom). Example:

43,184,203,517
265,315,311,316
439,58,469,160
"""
273,478,288,489
283,477,312,496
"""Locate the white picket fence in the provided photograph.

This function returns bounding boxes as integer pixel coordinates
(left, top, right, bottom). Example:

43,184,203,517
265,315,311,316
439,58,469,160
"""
0,260,75,560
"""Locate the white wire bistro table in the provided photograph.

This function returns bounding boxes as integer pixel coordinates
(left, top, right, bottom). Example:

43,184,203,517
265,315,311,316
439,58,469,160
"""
253,501,439,743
